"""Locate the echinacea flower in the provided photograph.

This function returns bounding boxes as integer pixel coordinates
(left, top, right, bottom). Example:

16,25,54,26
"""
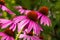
37,6,51,26
0,28,14,40
18,11,43,35
19,30,42,40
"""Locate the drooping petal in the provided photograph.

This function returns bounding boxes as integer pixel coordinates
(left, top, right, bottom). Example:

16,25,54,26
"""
33,22,43,35
1,5,14,14
14,6,22,10
14,6,25,14
1,21,12,29
46,17,51,26
24,10,31,15
9,23,16,31
31,36,37,40
40,16,44,25
40,15,51,26
19,32,41,40
18,19,30,32
27,21,33,33
0,19,11,24
31,37,35,40
13,16,26,23
9,24,15,30
12,23,16,31
6,37,11,40
1,36,7,40
33,36,41,40
11,37,14,40
36,12,42,19
27,36,30,40
18,9,25,14
19,34,25,38
0,32,6,37
23,37,27,40
19,34,27,40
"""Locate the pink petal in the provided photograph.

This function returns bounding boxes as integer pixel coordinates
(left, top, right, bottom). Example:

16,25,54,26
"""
1,5,7,11
13,16,26,23
46,17,51,26
0,32,6,37
27,37,30,40
42,16,48,26
23,37,27,40
36,11,42,19
2,5,14,14
40,15,51,26
14,6,22,10
33,22,43,35
31,37,37,40
1,36,7,40
9,23,16,31
6,37,11,40
27,21,33,33
19,9,25,14
9,24,15,30
25,10,31,15
6,9,15,15
0,19,11,24
2,21,12,29
19,34,25,38
11,37,14,40
33,36,41,40
40,16,45,25
31,37,35,40
12,23,16,31
18,19,30,32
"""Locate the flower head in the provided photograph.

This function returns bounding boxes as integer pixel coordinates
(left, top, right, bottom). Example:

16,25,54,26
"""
18,11,43,35
37,6,51,26
19,31,42,40
27,11,38,21
0,0,5,5
38,6,48,16
0,28,14,40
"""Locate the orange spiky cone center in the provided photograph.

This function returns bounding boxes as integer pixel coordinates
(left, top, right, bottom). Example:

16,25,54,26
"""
4,28,14,37
38,6,48,16
27,11,38,21
0,0,5,5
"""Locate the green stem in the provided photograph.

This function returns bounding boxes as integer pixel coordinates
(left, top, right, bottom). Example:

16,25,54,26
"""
15,28,23,40
15,31,21,40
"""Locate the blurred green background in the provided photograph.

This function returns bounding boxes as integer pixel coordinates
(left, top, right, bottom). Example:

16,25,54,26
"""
0,0,60,40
